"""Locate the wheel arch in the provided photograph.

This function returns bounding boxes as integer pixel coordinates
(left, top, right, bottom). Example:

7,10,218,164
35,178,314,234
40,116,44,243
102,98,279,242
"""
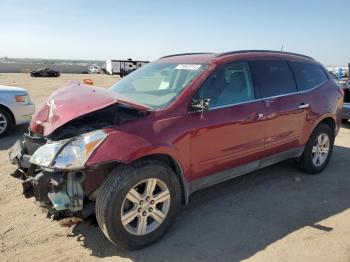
303,116,336,144
133,153,190,205
0,104,15,124
316,116,336,136
302,115,337,148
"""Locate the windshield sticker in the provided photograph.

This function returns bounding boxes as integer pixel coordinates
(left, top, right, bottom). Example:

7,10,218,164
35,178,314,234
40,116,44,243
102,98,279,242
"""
175,64,201,70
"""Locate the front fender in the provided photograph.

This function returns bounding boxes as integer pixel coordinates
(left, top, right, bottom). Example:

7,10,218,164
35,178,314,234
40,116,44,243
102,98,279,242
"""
86,129,189,176
0,95,14,111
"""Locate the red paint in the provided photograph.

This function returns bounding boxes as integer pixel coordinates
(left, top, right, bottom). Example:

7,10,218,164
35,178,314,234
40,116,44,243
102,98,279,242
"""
31,52,343,188
30,80,151,136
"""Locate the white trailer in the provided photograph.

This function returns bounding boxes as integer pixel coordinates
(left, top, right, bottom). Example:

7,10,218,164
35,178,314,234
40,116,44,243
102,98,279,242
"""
106,59,149,77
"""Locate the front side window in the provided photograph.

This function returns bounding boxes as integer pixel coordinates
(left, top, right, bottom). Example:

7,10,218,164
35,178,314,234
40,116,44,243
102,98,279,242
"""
249,60,297,98
110,62,208,109
289,61,328,91
195,61,255,109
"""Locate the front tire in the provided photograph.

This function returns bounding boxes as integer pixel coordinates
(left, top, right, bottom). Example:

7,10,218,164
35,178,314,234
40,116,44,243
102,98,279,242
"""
96,160,181,249
299,123,334,174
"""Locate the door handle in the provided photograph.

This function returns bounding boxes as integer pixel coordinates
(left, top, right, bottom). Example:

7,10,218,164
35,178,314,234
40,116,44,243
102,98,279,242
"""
299,103,309,109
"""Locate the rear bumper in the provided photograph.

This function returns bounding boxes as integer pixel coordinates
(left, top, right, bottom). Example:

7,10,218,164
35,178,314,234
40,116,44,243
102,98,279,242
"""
341,103,350,119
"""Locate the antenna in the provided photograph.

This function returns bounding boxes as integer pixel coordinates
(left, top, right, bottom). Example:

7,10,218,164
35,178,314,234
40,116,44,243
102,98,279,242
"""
280,45,284,52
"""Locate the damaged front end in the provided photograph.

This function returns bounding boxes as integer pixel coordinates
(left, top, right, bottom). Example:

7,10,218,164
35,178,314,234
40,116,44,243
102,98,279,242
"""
9,129,107,219
9,101,147,219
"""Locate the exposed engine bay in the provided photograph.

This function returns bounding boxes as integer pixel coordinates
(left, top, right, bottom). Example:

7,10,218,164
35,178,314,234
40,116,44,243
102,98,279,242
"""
49,104,145,140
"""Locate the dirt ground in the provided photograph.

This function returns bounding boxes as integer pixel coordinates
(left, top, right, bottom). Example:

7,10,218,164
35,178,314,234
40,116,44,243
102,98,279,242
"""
0,73,350,262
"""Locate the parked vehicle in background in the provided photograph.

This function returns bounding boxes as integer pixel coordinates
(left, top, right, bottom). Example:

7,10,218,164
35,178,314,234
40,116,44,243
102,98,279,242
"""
106,58,149,77
9,50,343,249
0,85,35,137
328,71,348,88
88,65,106,74
341,79,350,123
329,71,338,81
328,69,347,79
30,68,60,77
336,77,348,88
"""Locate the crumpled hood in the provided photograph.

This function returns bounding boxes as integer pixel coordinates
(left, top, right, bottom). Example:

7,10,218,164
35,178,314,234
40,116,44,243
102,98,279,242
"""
30,81,151,136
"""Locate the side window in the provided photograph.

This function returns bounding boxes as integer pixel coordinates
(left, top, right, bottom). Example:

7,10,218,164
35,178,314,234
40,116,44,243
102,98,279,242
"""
249,60,297,98
196,61,255,108
289,61,328,91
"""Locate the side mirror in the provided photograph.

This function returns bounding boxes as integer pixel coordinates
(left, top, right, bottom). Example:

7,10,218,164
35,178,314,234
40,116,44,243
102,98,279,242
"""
190,98,211,112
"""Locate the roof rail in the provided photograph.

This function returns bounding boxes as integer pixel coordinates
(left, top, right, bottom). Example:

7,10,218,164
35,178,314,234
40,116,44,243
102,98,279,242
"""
160,52,214,59
216,50,314,60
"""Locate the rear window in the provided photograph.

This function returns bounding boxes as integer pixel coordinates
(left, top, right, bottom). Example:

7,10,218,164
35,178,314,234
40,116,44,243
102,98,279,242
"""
289,61,328,91
249,60,297,98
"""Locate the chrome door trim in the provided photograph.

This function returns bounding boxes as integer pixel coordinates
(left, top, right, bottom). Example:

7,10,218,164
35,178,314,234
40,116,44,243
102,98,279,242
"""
192,79,329,113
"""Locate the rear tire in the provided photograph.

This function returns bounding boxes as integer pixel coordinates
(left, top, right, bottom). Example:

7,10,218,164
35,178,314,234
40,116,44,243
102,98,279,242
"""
96,160,181,249
299,123,334,174
0,108,13,137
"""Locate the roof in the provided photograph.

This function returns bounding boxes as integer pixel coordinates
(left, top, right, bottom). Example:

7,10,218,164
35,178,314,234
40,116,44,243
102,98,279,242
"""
158,53,216,63
158,50,315,64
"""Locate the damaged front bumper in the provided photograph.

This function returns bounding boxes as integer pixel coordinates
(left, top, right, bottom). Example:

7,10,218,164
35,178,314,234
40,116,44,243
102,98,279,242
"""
8,130,107,219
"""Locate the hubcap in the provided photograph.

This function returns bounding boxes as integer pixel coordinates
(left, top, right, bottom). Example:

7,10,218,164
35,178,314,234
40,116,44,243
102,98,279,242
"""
312,133,330,167
0,113,8,135
121,178,171,236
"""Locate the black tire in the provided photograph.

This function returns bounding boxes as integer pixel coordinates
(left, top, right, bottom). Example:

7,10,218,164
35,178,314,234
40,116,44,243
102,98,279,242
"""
96,160,181,249
299,123,334,174
0,107,14,137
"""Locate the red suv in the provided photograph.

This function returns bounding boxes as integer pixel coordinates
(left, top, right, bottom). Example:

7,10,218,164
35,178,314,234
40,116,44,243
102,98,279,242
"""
9,50,343,249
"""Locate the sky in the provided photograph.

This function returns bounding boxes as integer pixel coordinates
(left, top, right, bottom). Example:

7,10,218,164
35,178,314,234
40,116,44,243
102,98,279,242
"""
0,0,349,66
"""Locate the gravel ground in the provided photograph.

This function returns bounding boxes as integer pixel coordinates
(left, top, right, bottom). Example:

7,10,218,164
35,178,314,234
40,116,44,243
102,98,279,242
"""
0,73,350,262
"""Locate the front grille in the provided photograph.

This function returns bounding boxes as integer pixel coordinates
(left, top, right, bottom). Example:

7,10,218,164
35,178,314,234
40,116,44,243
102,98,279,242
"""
24,132,47,155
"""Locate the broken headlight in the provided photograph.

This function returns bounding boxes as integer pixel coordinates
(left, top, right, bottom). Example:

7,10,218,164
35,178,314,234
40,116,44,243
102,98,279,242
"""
29,130,107,170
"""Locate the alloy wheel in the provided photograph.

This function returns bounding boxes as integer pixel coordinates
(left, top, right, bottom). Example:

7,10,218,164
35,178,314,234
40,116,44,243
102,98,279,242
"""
312,133,330,167
121,178,171,235
0,113,8,135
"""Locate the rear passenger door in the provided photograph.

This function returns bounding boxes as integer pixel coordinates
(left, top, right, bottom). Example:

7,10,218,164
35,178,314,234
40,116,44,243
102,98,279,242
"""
249,60,305,157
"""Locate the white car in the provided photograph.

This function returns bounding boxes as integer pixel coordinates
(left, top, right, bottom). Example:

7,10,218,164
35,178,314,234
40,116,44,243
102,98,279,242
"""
0,85,35,137
89,65,104,74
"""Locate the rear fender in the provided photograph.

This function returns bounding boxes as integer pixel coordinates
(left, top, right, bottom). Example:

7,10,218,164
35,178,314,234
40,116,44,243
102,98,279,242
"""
301,113,337,146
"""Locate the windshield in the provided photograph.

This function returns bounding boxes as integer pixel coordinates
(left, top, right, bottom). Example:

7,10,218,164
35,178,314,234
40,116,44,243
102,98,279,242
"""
109,62,208,109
